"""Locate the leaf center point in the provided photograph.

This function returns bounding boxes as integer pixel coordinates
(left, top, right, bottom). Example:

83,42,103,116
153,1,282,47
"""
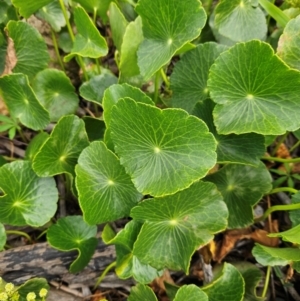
154,147,161,153
246,94,254,100
169,219,178,225
108,179,114,185
167,38,173,45
227,184,235,191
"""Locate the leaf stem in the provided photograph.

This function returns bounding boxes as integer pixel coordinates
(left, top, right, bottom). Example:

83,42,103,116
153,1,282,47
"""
154,70,161,103
255,202,300,223
51,28,65,72
268,187,298,195
5,230,32,243
271,132,289,156
95,58,101,74
93,7,98,24
258,0,290,27
160,68,170,89
290,140,300,153
93,261,116,290
36,229,48,241
261,156,300,163
261,266,271,298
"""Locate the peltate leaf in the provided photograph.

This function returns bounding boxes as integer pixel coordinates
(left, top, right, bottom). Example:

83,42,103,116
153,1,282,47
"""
33,69,79,122
252,243,300,266
102,83,154,128
111,98,217,196
131,181,228,272
208,40,300,135
7,21,50,80
268,224,300,244
174,285,208,301
0,161,58,227
0,74,50,130
128,284,158,301
76,141,142,224
214,0,267,42
136,0,207,79
193,99,265,166
205,163,272,228
202,263,245,301
171,42,228,113
47,216,97,273
0,223,6,251
64,6,108,61
277,15,300,71
119,16,144,85
79,74,118,104
32,115,89,177
11,0,53,18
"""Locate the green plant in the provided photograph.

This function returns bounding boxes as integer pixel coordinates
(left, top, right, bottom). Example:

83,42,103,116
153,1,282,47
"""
0,0,300,300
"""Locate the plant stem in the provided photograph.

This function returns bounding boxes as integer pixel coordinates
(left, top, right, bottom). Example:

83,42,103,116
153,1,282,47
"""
271,132,288,156
160,68,170,89
261,156,300,163
93,7,98,24
36,229,48,241
290,140,300,153
268,187,298,195
154,70,161,103
261,266,271,298
95,58,101,74
258,0,290,27
17,128,27,143
51,28,65,71
6,230,32,243
93,261,116,290
255,202,300,223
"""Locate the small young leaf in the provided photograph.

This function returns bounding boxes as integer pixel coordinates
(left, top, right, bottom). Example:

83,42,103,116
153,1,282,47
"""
205,163,272,228
17,278,49,301
193,99,265,166
11,0,53,18
79,74,118,104
76,141,142,224
111,98,217,196
277,15,300,70
0,161,58,227
171,42,228,113
47,216,97,273
0,74,50,130
202,263,245,301
174,285,208,301
252,243,300,266
7,21,50,80
32,115,89,177
208,40,300,135
8,126,16,140
131,181,228,272
268,224,300,244
136,0,207,79
214,0,267,42
0,223,6,251
33,69,79,122
64,6,108,61
128,284,158,301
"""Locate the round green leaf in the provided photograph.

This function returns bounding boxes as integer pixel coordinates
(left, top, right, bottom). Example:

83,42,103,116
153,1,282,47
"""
214,0,267,42
136,0,207,79
128,284,158,301
193,99,265,166
109,2,128,52
11,0,53,18
131,181,228,272
25,132,49,161
277,15,300,71
205,163,272,228
18,278,49,301
174,285,208,301
76,141,142,224
79,74,118,104
252,243,300,266
0,74,50,130
7,21,50,80
36,2,68,32
208,40,300,135
64,6,108,61
103,83,154,128
111,98,217,196
269,224,300,244
171,42,228,113
32,115,90,177
202,263,245,301
33,69,79,122
0,161,58,227
0,223,6,251
119,16,144,85
47,216,97,273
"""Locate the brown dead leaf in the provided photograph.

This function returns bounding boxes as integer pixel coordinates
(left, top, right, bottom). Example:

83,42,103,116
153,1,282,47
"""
250,229,279,247
2,35,17,76
276,143,291,159
286,265,294,281
150,269,175,297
